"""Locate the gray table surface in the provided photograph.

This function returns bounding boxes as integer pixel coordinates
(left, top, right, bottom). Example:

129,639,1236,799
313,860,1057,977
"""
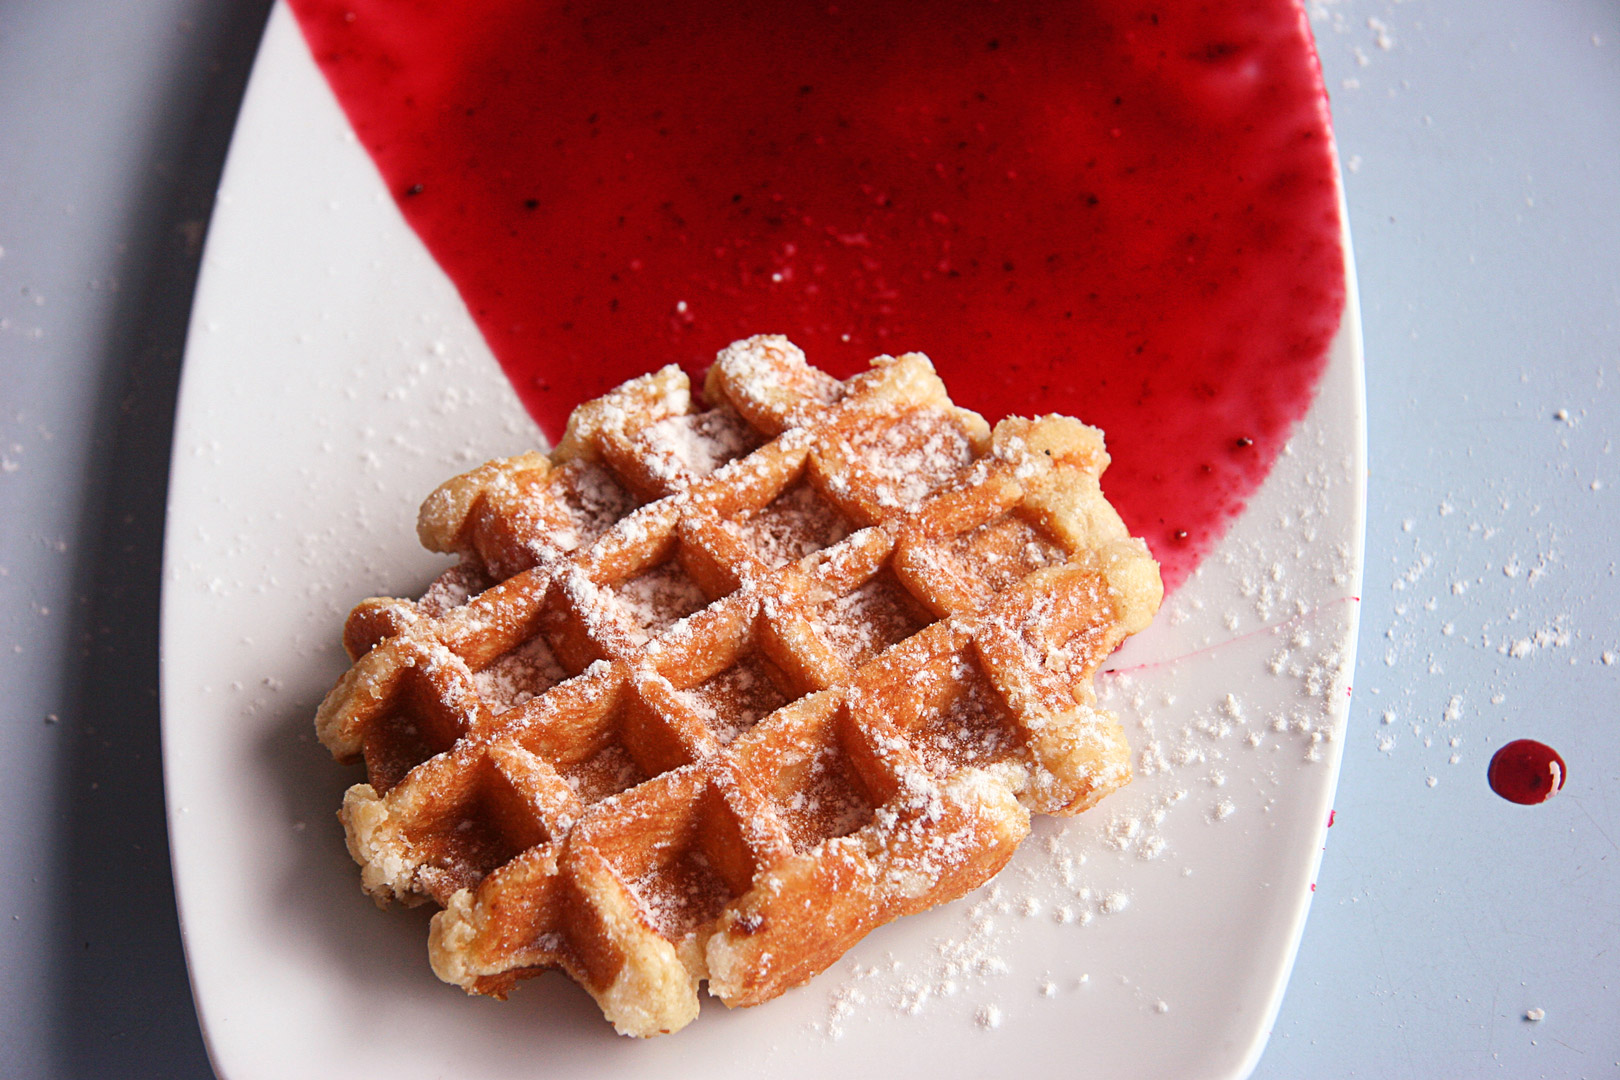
3,2,1616,1077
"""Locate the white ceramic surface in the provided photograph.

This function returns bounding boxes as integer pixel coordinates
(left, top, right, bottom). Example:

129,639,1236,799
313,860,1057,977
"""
161,6,1366,1078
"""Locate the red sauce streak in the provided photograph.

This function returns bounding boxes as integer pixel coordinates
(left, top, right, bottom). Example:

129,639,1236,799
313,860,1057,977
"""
289,0,1346,591
1488,740,1567,805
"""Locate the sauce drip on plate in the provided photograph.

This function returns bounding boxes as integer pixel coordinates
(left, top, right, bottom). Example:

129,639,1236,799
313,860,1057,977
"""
1488,740,1567,805
290,0,1346,591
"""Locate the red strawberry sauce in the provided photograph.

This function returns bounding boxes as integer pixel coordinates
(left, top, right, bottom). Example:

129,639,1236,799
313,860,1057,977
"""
289,0,1346,591
1488,740,1567,806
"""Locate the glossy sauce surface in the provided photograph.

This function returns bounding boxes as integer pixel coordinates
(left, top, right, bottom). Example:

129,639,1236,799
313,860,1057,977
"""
290,0,1346,590
1488,740,1567,806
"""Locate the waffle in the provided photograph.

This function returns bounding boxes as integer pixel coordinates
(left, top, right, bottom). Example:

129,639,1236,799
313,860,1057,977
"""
315,336,1161,1036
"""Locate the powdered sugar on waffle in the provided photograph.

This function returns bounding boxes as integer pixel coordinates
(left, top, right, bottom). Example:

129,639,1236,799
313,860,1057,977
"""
820,575,928,666
834,407,977,510
639,406,760,484
545,462,633,556
739,482,854,568
471,634,566,712
676,657,788,744
615,563,709,641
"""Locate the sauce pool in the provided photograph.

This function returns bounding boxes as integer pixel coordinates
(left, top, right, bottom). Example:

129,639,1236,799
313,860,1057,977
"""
289,0,1346,591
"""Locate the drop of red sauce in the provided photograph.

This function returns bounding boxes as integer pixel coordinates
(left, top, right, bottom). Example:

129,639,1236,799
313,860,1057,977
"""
1487,740,1567,805
288,0,1346,592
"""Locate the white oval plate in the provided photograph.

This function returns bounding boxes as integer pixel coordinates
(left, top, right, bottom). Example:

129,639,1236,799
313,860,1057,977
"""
161,5,1365,1078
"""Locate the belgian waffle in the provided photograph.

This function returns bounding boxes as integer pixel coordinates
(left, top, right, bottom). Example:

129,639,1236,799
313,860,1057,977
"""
315,336,1162,1036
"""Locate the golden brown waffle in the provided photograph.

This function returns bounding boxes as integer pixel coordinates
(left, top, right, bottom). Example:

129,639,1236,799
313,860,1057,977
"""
315,336,1161,1036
